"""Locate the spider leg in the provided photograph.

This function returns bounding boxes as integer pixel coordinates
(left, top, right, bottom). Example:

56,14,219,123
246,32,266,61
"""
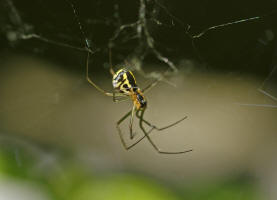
123,127,155,149
64,1,113,97
129,105,136,139
86,52,114,96
20,33,93,54
126,111,185,145
113,91,129,102
142,68,172,93
109,47,115,76
116,110,150,150
135,110,187,131
138,109,192,154
142,67,180,94
142,79,160,93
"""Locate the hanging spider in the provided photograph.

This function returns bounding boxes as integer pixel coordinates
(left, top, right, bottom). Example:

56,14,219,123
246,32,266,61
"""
64,1,192,154
85,49,192,154
17,0,267,154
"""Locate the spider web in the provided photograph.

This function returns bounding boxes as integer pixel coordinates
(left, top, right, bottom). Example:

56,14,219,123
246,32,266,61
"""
2,0,276,73
1,0,277,192
1,0,277,157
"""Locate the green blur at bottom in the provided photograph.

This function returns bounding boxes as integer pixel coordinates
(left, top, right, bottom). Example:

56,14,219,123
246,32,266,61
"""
0,148,262,200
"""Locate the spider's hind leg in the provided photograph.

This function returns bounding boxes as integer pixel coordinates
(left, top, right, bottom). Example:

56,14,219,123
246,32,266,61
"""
135,109,187,131
129,105,136,139
137,110,192,154
116,109,150,150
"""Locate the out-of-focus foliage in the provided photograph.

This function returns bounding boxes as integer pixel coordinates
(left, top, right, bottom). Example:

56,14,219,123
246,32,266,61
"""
0,145,262,200
0,145,180,200
181,181,261,200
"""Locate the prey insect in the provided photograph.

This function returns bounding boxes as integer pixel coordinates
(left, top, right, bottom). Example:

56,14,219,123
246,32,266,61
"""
86,49,192,154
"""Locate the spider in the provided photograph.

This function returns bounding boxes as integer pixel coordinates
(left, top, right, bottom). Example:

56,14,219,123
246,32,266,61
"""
86,49,192,154
37,0,192,154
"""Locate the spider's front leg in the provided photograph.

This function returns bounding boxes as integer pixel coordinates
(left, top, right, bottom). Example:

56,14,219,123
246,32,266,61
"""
112,91,129,102
86,52,114,96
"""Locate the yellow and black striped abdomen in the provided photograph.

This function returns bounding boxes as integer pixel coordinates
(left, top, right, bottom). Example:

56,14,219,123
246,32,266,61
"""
113,68,147,110
112,69,137,94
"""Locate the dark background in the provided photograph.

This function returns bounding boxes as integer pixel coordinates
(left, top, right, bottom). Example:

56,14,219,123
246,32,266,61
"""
1,0,277,73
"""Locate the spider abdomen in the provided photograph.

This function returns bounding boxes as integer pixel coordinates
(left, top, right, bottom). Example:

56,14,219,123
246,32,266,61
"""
113,68,147,110
112,68,137,94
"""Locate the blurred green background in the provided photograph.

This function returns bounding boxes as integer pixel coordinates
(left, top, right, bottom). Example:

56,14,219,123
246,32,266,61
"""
1,0,277,199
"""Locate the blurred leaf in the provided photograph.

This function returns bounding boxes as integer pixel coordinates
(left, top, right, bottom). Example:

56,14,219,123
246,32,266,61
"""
70,174,179,200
